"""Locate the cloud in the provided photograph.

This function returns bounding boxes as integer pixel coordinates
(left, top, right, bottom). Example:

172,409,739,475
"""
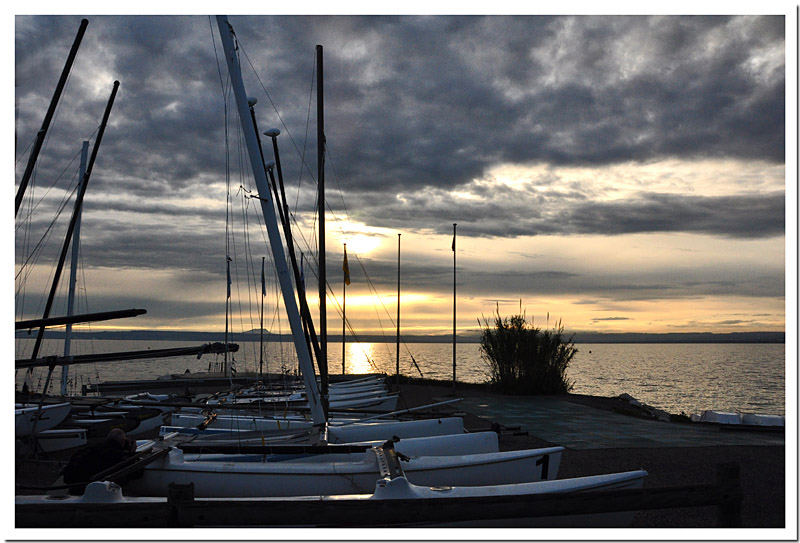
349,186,785,239
561,191,785,238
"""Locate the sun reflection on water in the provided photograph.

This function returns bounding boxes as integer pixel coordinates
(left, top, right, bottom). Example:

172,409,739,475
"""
345,342,378,375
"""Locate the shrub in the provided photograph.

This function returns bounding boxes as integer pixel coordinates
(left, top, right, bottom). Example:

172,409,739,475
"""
479,308,576,394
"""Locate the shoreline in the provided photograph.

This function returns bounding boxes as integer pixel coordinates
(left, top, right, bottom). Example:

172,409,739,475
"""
397,376,786,421
16,330,786,344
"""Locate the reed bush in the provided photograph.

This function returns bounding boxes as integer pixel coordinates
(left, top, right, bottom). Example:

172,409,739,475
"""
479,308,576,394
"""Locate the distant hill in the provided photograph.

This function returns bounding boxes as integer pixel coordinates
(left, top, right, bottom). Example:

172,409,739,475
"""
569,331,784,344
15,329,784,344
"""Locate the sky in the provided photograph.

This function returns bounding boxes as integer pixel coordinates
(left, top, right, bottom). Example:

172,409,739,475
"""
12,12,794,338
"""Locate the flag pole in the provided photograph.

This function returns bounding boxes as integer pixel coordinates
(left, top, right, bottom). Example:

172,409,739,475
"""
396,233,401,390
342,243,348,374
452,223,457,395
225,255,232,378
317,44,328,409
260,256,265,384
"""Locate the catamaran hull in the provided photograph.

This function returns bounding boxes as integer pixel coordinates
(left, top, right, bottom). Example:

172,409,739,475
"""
327,417,464,442
178,431,501,460
16,470,646,528
168,414,465,440
123,446,563,497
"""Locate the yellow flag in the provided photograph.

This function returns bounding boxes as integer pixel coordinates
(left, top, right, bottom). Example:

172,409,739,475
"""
343,245,351,285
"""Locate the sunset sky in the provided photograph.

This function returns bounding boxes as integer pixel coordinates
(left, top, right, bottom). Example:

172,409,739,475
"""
13,12,794,338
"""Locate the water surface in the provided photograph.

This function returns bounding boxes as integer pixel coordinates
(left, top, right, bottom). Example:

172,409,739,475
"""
16,338,784,416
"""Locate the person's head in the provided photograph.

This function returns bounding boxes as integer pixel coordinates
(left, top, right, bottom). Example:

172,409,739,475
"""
106,428,129,449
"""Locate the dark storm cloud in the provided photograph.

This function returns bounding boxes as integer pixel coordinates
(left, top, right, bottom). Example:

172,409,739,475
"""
346,187,785,239
332,253,784,303
561,191,785,238
451,266,785,302
16,15,784,199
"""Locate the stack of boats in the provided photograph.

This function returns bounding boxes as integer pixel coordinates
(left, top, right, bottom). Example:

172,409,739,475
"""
15,402,83,454
15,394,177,455
17,372,649,527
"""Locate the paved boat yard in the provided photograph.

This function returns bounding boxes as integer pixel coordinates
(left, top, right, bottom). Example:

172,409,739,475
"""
451,395,784,449
395,382,785,528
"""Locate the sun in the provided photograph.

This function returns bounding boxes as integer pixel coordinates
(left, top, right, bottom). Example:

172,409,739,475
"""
343,233,381,255
332,220,387,255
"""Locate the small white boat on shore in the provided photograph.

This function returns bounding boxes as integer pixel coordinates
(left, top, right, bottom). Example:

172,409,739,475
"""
690,410,785,427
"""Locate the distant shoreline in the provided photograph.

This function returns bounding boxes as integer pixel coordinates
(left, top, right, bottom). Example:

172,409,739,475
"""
15,330,785,344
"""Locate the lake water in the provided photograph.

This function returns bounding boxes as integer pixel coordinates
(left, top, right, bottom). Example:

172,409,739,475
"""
16,338,785,417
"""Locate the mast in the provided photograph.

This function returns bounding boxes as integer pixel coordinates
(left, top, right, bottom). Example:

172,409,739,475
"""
263,129,322,372
396,233,401,389
224,256,231,376
342,243,349,374
215,15,325,426
16,19,89,217
17,308,146,330
260,256,265,383
316,44,329,404
250,100,321,383
60,140,89,396
452,223,457,395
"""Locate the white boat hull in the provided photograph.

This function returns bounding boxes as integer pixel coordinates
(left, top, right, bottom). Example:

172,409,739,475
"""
17,470,646,527
327,417,464,442
124,446,563,497
168,414,465,440
15,402,72,437
32,428,88,453
179,431,500,460
125,411,172,437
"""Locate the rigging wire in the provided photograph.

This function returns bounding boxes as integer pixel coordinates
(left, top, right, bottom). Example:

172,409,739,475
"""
15,135,92,316
228,111,246,373
213,21,300,377
325,143,424,376
237,44,319,192
14,141,88,234
15,62,83,331
243,193,286,378
236,184,261,372
219,28,422,379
